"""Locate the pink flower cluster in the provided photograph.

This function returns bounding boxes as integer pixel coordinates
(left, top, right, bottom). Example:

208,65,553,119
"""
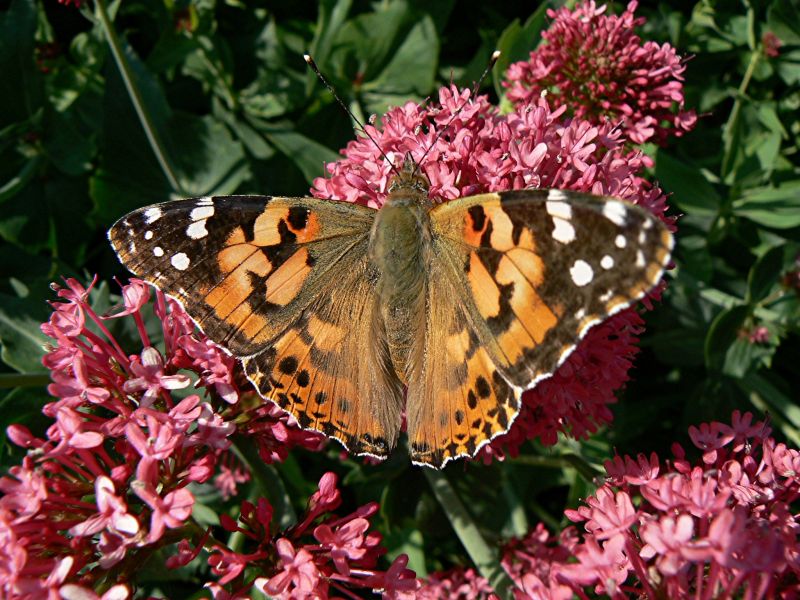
504,1,696,145
312,81,675,462
183,472,418,599
0,277,322,598
419,412,800,599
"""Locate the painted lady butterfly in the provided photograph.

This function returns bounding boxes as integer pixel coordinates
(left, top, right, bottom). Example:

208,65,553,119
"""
108,151,672,468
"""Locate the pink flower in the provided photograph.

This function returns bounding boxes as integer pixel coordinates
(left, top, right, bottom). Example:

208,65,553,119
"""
639,514,694,575
689,421,735,463
604,452,659,485
565,486,637,540
125,416,181,484
379,554,421,599
59,583,130,600
504,1,696,145
123,346,190,408
556,534,630,595
70,476,139,538
133,483,194,543
314,517,371,575
260,538,322,598
763,31,782,57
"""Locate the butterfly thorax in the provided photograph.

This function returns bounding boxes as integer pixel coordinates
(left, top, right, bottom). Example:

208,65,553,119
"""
368,163,433,383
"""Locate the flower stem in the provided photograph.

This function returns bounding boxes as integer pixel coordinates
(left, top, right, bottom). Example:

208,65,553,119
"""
94,0,184,194
423,469,514,599
720,4,761,182
0,372,50,388
512,452,602,482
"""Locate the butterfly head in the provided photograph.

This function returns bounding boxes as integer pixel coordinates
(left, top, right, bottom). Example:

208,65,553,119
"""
387,153,429,200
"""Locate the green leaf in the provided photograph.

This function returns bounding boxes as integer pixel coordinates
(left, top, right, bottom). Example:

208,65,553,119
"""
0,293,49,373
424,469,513,598
493,3,549,98
767,0,800,45
775,48,800,85
747,245,784,304
0,0,41,125
362,15,438,97
704,304,749,374
252,119,339,184
739,373,800,443
170,113,248,197
308,0,353,79
0,387,50,460
732,181,800,228
654,150,720,216
0,156,42,205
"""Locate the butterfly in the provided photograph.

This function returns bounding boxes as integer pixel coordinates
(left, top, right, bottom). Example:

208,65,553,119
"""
108,155,673,468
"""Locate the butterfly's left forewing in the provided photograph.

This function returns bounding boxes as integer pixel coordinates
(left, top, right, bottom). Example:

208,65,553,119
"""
407,189,673,467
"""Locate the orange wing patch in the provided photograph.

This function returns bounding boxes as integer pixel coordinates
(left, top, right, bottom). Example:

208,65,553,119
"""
407,272,521,468
243,257,404,459
430,189,673,391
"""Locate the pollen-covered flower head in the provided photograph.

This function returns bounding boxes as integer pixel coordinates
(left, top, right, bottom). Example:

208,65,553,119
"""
312,83,673,462
504,1,696,145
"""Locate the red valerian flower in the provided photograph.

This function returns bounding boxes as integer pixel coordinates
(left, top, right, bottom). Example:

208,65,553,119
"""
420,412,800,599
0,278,323,597
504,1,696,145
312,83,674,462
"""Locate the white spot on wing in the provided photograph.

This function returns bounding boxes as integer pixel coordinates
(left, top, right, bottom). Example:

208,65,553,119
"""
153,246,164,257
190,205,215,221
603,201,627,227
128,241,136,253
186,220,209,240
197,197,213,206
599,289,613,302
552,217,575,244
546,200,572,220
615,234,627,248
636,250,646,268
639,230,647,244
144,207,162,224
144,231,154,240
601,255,614,269
570,259,593,286
171,252,190,271
547,189,568,202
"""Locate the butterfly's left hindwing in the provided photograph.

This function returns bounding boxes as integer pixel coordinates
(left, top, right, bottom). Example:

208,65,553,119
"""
108,195,375,356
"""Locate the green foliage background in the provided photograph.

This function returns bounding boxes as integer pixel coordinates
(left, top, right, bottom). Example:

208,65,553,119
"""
0,0,798,595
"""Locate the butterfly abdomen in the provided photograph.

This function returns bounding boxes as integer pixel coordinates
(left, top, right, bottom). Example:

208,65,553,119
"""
369,195,431,382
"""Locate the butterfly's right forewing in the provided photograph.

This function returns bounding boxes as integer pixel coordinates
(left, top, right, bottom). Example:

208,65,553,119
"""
110,195,404,458
108,195,375,355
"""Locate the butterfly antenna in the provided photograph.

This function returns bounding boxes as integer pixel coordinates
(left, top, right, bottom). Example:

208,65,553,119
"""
411,50,501,177
304,54,399,176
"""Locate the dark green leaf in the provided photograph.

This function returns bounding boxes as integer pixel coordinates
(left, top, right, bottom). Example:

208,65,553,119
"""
747,245,784,304
493,4,549,98
732,181,800,228
654,149,720,216
253,120,340,184
0,387,50,460
704,304,749,373
0,292,49,373
767,0,800,45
